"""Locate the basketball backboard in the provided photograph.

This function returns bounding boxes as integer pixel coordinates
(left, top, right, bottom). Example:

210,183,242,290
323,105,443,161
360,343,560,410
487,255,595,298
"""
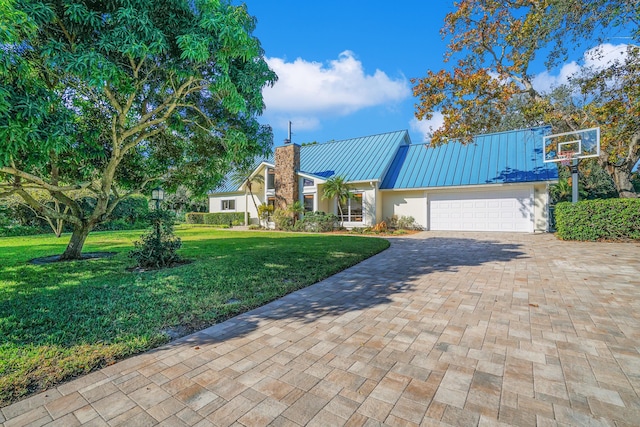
543,127,600,163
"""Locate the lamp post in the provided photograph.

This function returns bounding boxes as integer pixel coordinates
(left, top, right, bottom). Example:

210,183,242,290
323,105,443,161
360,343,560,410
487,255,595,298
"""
151,186,164,240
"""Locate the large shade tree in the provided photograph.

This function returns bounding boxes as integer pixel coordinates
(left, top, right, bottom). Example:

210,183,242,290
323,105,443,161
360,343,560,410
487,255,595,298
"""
412,0,639,197
0,0,277,259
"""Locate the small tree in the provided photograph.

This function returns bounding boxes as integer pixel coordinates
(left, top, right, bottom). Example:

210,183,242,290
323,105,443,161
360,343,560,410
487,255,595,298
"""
230,163,265,225
129,209,182,269
257,203,273,228
322,176,353,226
286,200,304,226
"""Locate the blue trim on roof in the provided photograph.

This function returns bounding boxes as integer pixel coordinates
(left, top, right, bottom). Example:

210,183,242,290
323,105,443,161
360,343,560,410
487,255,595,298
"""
380,127,558,190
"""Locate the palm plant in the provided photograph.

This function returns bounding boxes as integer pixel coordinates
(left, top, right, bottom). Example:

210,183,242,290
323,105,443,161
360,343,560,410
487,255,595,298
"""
550,177,587,204
287,200,305,226
322,175,352,226
230,164,264,225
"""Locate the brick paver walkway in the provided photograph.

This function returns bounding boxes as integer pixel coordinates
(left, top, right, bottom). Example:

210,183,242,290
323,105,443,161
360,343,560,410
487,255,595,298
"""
3,232,640,426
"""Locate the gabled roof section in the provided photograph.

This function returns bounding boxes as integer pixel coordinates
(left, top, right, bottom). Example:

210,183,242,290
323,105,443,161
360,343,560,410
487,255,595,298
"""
300,130,410,182
380,127,558,190
210,156,273,193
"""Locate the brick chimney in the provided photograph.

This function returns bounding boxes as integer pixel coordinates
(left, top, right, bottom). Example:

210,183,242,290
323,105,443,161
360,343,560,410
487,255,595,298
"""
274,143,300,210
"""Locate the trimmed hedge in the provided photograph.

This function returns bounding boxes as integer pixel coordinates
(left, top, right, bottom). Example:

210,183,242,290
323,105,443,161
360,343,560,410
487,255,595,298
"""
185,212,244,226
555,198,640,241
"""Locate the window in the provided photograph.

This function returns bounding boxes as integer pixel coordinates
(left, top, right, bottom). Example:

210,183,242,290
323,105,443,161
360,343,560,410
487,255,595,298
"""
303,178,314,187
303,194,314,213
339,193,363,222
267,197,276,209
221,199,235,211
267,168,275,189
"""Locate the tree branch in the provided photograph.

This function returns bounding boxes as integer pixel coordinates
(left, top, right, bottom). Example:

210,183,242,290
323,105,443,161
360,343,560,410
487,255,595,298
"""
15,189,82,226
103,84,123,116
0,167,92,192
121,126,165,154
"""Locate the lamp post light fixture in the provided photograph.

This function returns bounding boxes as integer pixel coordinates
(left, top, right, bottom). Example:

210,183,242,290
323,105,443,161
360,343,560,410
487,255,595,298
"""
151,186,164,241
151,186,164,210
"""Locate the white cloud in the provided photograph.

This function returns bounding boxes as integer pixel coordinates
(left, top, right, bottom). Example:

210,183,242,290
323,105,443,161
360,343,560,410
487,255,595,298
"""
532,43,629,93
584,43,629,68
532,61,581,93
271,116,320,133
410,112,444,143
262,51,411,131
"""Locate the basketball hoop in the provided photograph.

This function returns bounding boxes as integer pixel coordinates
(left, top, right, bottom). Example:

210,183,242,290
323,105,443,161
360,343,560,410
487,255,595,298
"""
558,152,572,167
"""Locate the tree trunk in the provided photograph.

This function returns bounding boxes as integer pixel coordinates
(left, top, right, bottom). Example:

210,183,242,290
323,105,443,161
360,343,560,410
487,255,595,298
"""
60,223,92,260
248,188,260,226
607,164,638,198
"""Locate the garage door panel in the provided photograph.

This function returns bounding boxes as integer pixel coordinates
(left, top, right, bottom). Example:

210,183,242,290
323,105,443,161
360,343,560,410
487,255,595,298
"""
430,189,532,232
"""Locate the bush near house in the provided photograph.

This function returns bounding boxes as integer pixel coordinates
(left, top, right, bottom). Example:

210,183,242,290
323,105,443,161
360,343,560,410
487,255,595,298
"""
273,209,294,231
185,212,244,226
555,199,640,241
386,215,423,231
294,211,340,232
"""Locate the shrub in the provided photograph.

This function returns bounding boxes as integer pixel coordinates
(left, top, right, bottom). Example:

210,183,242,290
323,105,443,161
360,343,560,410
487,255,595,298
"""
396,215,421,230
294,211,339,233
129,210,182,269
372,221,387,233
185,212,205,224
185,212,243,226
272,208,293,231
257,203,274,224
99,219,151,231
110,195,149,224
0,225,49,237
385,215,422,230
350,227,368,234
555,198,640,241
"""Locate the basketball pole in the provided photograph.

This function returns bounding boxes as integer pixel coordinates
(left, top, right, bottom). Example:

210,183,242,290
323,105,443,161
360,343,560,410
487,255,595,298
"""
571,159,579,203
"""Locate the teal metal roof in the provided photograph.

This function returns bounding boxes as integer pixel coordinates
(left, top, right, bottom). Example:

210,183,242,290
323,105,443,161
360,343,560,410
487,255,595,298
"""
212,156,272,193
380,127,558,189
211,130,410,193
299,130,410,182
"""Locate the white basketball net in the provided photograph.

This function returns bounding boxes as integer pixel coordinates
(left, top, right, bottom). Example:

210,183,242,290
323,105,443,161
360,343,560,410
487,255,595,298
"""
558,152,572,167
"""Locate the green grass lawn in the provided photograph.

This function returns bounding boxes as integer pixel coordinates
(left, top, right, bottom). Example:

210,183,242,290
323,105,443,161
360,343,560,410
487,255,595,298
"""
0,226,389,406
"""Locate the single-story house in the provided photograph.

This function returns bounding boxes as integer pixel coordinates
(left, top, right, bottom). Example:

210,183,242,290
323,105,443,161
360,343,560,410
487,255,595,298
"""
209,126,559,232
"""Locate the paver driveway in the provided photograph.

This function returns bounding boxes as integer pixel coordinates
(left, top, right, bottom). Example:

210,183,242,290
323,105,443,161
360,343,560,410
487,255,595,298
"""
2,232,640,427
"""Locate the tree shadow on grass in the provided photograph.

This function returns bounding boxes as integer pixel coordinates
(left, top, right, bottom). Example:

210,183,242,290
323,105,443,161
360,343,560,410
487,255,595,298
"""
175,235,528,347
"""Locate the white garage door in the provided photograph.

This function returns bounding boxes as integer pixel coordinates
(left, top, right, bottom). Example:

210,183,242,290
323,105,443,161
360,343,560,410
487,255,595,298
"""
429,188,533,232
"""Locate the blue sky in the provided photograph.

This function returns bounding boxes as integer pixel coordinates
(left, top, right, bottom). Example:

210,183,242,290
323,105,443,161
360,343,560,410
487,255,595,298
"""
241,1,632,148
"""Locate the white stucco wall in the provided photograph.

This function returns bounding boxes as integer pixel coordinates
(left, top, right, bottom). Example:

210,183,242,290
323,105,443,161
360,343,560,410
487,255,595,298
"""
381,190,428,229
208,192,264,225
209,193,244,215
534,184,550,232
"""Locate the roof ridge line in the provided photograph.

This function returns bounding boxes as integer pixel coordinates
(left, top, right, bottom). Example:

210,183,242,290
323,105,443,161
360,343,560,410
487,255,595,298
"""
305,129,408,147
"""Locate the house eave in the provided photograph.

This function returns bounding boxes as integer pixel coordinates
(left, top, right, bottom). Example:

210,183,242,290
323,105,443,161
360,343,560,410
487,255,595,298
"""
379,180,558,192
208,191,244,197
